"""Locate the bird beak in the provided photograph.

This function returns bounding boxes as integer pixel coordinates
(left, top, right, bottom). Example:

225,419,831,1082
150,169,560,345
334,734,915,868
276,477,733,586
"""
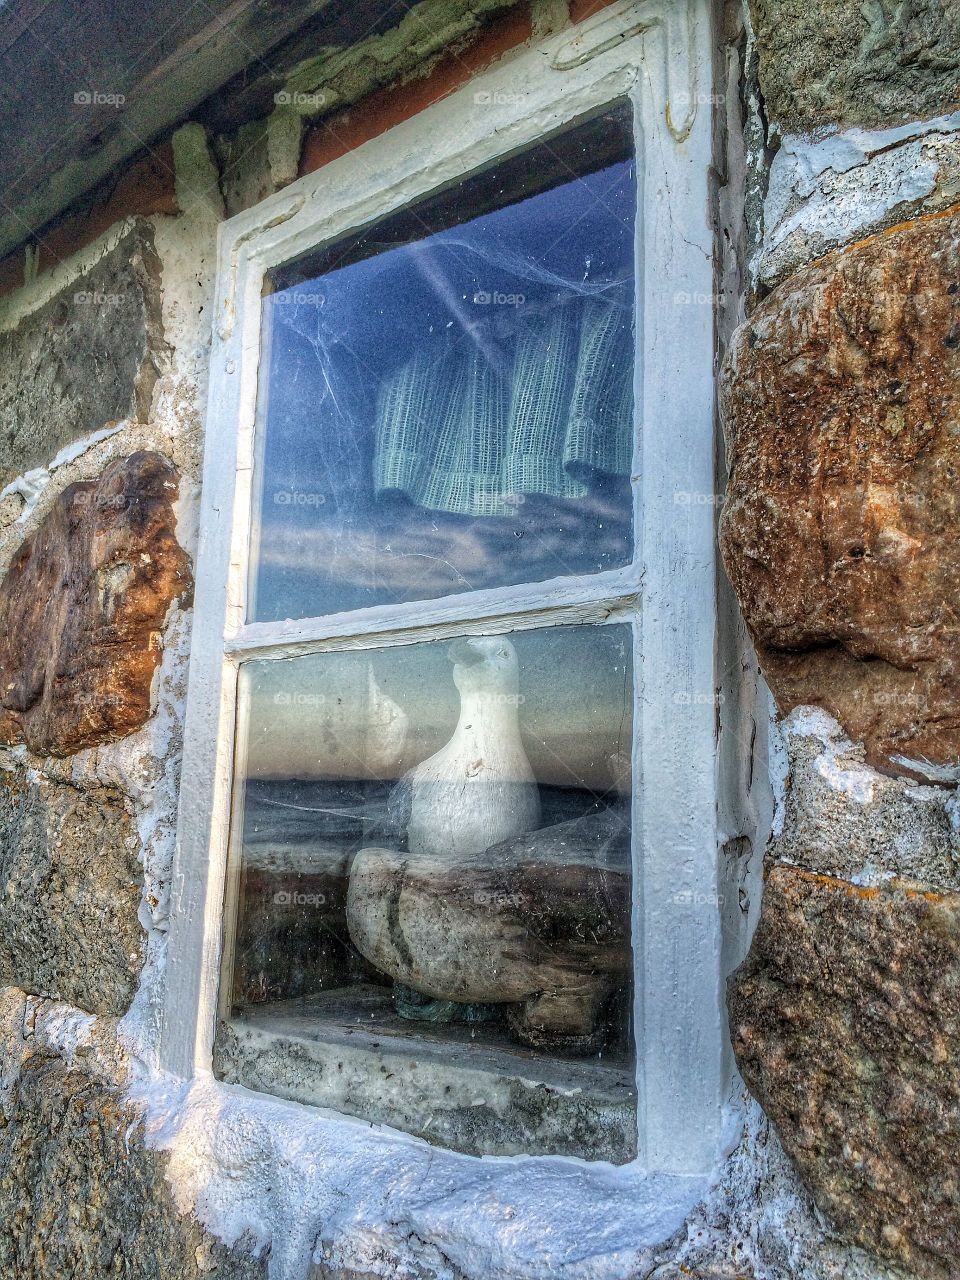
448,638,483,666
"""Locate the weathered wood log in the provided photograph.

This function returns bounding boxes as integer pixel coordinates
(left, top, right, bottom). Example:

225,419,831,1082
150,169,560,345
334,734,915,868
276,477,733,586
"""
346,807,632,1054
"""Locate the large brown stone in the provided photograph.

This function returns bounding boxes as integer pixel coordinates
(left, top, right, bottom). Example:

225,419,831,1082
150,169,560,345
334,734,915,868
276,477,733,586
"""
750,0,960,134
0,770,142,1017
0,221,168,485
0,451,192,756
729,864,960,1279
0,1055,267,1280
720,211,960,776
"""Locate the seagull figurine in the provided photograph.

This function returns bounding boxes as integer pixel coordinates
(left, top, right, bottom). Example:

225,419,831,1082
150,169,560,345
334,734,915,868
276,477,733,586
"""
390,635,541,858
258,640,538,850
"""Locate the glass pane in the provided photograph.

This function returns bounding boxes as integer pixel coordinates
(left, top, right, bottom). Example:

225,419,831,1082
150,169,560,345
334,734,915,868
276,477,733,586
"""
248,106,636,622
215,624,635,1160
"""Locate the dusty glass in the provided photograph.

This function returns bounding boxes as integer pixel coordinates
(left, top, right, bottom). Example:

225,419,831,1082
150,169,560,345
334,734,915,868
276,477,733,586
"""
247,105,636,622
215,623,635,1159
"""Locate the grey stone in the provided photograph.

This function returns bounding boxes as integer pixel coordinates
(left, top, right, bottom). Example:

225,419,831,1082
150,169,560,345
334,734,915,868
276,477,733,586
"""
214,117,297,219
0,768,143,1017
0,1054,268,1280
0,220,167,485
653,1097,913,1280
729,863,960,1280
772,716,960,891
750,0,960,133
760,126,960,288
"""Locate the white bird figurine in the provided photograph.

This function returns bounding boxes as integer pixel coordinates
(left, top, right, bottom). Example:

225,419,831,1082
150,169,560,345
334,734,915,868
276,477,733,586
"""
363,663,409,777
399,635,541,857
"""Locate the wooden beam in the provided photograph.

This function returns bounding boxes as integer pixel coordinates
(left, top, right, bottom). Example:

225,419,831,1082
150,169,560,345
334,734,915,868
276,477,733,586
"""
0,0,399,262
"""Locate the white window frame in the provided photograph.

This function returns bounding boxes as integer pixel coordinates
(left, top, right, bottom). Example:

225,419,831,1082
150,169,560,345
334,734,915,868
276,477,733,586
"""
162,0,723,1177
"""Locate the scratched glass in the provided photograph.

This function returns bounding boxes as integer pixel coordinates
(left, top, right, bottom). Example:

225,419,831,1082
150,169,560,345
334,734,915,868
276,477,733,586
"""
215,623,635,1160
247,105,636,622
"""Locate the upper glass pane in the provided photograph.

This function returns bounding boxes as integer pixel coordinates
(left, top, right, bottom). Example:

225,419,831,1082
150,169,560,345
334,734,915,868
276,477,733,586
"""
247,105,636,622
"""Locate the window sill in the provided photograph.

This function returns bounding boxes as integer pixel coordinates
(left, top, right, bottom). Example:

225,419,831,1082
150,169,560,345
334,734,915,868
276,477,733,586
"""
214,988,636,1163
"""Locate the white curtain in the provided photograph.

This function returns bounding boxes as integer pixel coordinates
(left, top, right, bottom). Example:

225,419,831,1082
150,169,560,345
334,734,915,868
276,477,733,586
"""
373,297,634,517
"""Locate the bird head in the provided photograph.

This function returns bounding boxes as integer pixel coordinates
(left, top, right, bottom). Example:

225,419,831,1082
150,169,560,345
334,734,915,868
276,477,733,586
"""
448,635,521,699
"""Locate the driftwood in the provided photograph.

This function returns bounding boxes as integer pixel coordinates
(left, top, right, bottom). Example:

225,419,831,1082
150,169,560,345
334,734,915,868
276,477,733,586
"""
346,807,631,1054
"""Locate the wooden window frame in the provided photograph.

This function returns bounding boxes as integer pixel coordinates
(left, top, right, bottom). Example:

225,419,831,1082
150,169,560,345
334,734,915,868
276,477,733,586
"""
161,0,724,1177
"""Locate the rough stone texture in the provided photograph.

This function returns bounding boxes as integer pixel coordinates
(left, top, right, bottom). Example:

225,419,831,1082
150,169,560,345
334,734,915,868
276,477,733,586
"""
653,1095,913,1280
0,451,192,756
0,1054,268,1280
312,1258,460,1280
0,221,168,484
760,124,960,289
214,109,303,219
772,709,960,891
749,0,960,134
730,863,960,1280
720,211,960,777
0,770,142,1017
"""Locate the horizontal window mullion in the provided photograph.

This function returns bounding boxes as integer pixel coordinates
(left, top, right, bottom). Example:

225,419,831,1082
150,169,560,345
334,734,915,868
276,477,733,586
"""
224,570,640,662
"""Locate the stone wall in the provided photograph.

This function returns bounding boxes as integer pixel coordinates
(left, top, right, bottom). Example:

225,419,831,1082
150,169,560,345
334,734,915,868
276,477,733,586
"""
0,106,229,1275
0,1,956,1278
719,3,960,1279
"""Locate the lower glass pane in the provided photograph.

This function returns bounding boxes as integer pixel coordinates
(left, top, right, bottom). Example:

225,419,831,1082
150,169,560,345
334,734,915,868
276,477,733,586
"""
214,622,635,1160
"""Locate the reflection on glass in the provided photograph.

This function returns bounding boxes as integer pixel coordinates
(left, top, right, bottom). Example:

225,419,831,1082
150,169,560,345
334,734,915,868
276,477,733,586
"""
248,106,636,621
216,625,634,1156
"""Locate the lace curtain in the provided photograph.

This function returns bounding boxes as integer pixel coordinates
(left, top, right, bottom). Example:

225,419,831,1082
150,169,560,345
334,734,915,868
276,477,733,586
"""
373,297,634,517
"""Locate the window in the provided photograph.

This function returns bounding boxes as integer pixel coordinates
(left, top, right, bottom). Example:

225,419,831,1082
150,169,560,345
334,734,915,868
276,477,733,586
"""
247,108,635,623
165,0,726,1178
220,624,635,1159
